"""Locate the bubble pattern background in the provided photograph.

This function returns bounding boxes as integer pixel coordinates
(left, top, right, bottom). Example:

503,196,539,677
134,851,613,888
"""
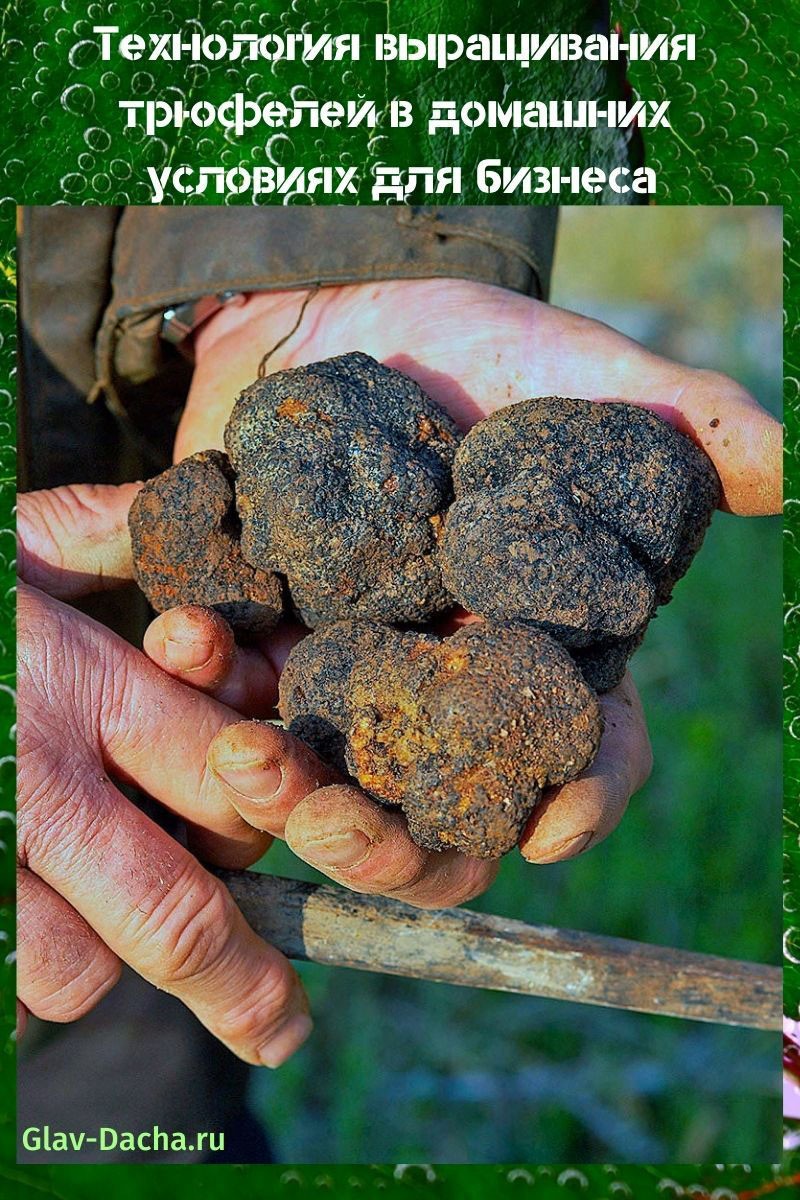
1,0,636,208
1,0,797,1191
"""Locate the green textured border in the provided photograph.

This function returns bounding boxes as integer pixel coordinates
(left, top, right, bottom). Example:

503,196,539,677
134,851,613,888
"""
1,0,797,1190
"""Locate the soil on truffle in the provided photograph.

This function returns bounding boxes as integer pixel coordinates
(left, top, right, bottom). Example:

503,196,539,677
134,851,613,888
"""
224,351,461,627
440,398,720,690
129,450,283,638
126,372,724,856
279,619,603,859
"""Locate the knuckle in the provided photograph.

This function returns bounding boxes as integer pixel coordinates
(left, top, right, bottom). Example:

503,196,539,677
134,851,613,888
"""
16,745,57,854
385,858,430,894
340,847,426,895
47,483,109,531
16,582,46,642
400,859,495,909
17,749,115,872
37,954,122,1024
375,837,435,892
437,862,496,908
215,968,296,1047
17,883,122,1022
18,589,112,746
144,866,236,988
17,588,70,693
697,367,737,392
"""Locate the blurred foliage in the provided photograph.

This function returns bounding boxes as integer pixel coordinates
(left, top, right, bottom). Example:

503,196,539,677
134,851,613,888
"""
552,207,783,413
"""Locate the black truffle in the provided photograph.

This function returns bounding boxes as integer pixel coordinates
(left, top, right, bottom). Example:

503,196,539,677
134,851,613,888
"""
439,398,720,690
224,352,461,627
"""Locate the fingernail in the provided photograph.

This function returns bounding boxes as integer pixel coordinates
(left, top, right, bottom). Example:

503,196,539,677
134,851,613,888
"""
529,830,593,864
302,829,372,869
258,1013,313,1068
213,757,284,801
164,637,214,672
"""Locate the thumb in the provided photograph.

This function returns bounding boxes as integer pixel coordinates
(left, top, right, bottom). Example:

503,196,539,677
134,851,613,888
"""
17,482,142,599
599,352,782,516
526,305,782,517
665,369,782,518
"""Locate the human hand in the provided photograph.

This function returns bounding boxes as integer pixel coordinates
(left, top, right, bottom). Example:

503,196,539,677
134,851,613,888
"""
17,483,318,1064
154,273,783,874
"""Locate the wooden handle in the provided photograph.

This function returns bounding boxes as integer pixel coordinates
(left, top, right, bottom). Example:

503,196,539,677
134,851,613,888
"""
218,871,780,1031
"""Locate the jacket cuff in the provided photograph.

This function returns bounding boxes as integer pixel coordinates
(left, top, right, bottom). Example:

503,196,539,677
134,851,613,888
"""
96,206,558,433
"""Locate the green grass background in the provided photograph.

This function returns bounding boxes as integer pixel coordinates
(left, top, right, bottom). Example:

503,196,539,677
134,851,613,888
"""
1,0,797,1190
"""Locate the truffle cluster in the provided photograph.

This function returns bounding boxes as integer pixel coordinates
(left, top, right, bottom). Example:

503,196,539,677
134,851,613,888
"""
129,352,720,858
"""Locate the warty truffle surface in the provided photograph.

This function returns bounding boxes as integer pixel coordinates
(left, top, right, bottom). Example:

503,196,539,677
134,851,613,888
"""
440,398,720,690
279,618,603,858
129,449,283,637
224,352,461,627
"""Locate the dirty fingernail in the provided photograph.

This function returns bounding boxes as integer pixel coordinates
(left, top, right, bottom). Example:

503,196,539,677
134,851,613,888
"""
164,637,214,672
301,829,372,869
258,1013,313,1068
213,757,284,801
529,830,593,864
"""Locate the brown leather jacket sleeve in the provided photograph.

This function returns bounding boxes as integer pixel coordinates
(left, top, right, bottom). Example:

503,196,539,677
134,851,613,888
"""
20,205,558,477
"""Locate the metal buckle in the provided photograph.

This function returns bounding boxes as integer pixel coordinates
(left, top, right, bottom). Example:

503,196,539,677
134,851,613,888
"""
161,290,242,346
